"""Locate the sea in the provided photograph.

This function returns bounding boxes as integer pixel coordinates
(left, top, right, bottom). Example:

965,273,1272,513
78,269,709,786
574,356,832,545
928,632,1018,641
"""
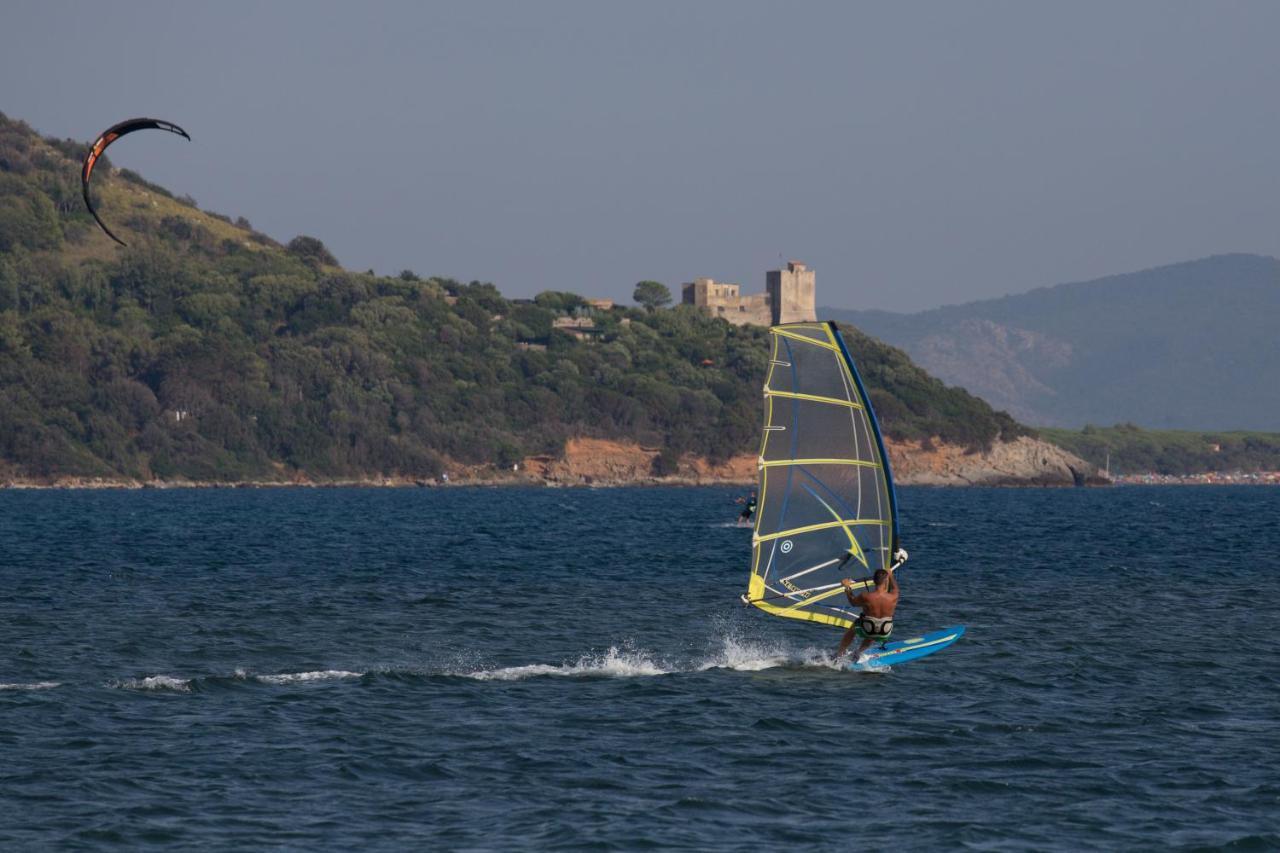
1,485,1277,850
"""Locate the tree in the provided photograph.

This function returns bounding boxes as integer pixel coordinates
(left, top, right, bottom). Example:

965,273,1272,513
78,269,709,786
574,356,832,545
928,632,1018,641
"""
633,280,671,312
534,290,586,313
286,235,339,267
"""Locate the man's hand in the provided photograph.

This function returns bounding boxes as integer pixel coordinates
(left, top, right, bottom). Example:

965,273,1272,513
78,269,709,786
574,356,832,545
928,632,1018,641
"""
892,547,909,566
841,578,855,590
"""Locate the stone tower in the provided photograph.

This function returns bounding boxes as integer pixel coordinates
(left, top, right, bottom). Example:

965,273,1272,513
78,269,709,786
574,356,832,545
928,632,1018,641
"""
681,262,817,326
767,261,817,325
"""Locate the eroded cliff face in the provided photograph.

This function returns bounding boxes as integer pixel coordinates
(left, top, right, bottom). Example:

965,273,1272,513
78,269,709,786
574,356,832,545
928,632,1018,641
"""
518,435,1105,487
518,438,755,485
885,435,1105,487
2,436,1103,488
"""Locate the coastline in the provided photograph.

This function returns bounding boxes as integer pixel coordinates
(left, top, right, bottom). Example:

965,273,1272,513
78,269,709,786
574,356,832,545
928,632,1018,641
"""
1111,471,1280,486
5,476,1274,490
1,435,1116,490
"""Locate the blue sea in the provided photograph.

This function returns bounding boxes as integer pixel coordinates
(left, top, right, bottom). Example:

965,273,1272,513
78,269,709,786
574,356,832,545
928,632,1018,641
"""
1,486,1277,850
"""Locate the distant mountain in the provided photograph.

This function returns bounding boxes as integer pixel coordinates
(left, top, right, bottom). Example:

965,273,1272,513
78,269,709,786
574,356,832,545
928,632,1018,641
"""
824,254,1280,429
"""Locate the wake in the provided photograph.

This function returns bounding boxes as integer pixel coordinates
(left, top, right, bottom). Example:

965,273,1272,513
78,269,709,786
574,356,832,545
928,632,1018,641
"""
459,635,848,682
107,669,365,692
29,635,870,693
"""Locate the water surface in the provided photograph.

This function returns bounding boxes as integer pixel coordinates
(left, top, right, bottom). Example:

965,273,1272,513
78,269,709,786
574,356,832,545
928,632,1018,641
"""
2,486,1277,849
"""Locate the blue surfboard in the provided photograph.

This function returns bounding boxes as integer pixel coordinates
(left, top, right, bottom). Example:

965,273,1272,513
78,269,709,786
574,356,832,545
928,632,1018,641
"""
845,625,965,671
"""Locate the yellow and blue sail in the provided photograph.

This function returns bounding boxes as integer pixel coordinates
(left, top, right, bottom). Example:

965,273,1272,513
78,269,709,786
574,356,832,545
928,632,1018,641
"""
746,322,900,630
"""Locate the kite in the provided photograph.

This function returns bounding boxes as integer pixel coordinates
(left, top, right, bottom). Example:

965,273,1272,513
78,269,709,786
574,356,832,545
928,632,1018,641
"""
81,118,190,246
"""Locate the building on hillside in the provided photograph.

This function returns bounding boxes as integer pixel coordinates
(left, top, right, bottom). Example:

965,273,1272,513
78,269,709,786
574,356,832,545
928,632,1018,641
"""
552,315,603,341
681,278,770,325
681,261,816,326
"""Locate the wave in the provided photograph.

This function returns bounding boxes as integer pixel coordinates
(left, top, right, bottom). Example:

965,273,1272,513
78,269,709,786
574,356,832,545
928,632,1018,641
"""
460,635,851,682
696,635,841,672
106,668,368,692
462,646,670,681
84,636,865,692
0,681,61,691
250,669,363,685
110,675,193,692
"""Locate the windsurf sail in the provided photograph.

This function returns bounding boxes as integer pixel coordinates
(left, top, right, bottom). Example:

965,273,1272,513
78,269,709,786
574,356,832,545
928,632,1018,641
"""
744,321,900,629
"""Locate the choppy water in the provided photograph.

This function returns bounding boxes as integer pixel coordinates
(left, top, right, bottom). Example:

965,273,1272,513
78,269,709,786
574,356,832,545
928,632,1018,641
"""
1,486,1277,850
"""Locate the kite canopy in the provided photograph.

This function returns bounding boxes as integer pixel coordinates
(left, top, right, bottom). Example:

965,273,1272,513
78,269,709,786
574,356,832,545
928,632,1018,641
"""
81,117,190,246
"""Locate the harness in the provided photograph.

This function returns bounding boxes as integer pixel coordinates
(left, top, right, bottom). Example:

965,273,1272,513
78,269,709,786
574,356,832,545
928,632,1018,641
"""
855,613,894,638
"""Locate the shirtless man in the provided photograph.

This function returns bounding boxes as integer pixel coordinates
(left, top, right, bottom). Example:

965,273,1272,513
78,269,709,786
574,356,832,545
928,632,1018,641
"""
836,566,899,661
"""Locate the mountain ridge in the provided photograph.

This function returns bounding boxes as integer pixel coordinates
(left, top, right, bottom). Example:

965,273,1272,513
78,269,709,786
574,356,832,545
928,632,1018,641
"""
824,253,1280,430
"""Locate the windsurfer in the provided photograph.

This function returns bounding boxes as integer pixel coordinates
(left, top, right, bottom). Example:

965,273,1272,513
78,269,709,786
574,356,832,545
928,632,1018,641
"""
735,490,757,526
836,567,899,660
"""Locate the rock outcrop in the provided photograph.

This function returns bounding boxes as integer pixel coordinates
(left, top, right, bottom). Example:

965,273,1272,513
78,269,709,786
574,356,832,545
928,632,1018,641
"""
885,435,1106,487
1,436,1103,489
517,435,1104,487
518,438,755,485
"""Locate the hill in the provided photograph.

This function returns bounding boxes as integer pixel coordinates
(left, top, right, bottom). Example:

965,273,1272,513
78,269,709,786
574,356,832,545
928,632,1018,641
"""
1040,424,1280,478
0,111,1078,486
824,254,1280,430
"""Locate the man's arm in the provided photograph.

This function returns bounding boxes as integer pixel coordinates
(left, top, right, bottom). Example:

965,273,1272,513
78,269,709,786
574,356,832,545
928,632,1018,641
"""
887,547,907,596
840,578,864,606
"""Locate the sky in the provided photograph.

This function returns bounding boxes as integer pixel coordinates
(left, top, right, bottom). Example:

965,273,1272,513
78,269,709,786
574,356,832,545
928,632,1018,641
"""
3,1,1279,312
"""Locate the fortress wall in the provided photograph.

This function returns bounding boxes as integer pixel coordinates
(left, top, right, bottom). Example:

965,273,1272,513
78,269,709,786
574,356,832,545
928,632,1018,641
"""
683,262,816,327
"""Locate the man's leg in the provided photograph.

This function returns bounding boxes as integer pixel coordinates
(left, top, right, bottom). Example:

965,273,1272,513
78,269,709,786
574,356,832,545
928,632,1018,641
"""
836,626,858,658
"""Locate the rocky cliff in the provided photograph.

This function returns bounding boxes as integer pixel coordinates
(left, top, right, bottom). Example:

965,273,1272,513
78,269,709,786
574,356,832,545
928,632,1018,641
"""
517,435,1104,488
885,435,1104,486
3,434,1102,489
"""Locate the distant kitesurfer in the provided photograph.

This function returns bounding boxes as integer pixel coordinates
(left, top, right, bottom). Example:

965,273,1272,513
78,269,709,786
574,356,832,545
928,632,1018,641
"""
836,561,901,661
735,490,757,526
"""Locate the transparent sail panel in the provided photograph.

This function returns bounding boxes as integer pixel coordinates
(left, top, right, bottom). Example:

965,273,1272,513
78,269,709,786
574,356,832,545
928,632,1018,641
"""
748,323,897,629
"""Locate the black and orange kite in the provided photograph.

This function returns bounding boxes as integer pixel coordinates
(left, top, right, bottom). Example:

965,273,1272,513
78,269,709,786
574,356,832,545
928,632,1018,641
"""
81,118,190,246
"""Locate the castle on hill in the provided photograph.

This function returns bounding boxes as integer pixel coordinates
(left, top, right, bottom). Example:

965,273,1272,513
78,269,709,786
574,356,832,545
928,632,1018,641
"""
680,261,816,326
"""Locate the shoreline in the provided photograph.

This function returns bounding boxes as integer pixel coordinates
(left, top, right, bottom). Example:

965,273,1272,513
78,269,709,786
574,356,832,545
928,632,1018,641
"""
5,473,1280,490
4,474,1279,490
1110,471,1280,486
2,473,1269,489
0,435,1112,491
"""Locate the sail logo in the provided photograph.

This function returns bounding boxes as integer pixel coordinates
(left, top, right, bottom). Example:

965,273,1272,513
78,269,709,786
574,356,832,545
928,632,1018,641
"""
781,576,810,597
780,540,793,554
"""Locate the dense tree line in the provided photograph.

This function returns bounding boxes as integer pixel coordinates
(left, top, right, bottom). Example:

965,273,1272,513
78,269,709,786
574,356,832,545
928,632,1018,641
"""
0,112,1029,482
1041,424,1280,476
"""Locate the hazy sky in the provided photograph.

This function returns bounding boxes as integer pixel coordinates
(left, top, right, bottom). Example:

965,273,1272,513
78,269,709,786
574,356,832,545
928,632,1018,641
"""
4,1,1279,311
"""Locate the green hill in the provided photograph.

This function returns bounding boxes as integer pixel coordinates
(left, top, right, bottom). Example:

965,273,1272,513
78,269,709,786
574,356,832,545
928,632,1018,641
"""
1040,424,1280,477
0,111,1028,483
